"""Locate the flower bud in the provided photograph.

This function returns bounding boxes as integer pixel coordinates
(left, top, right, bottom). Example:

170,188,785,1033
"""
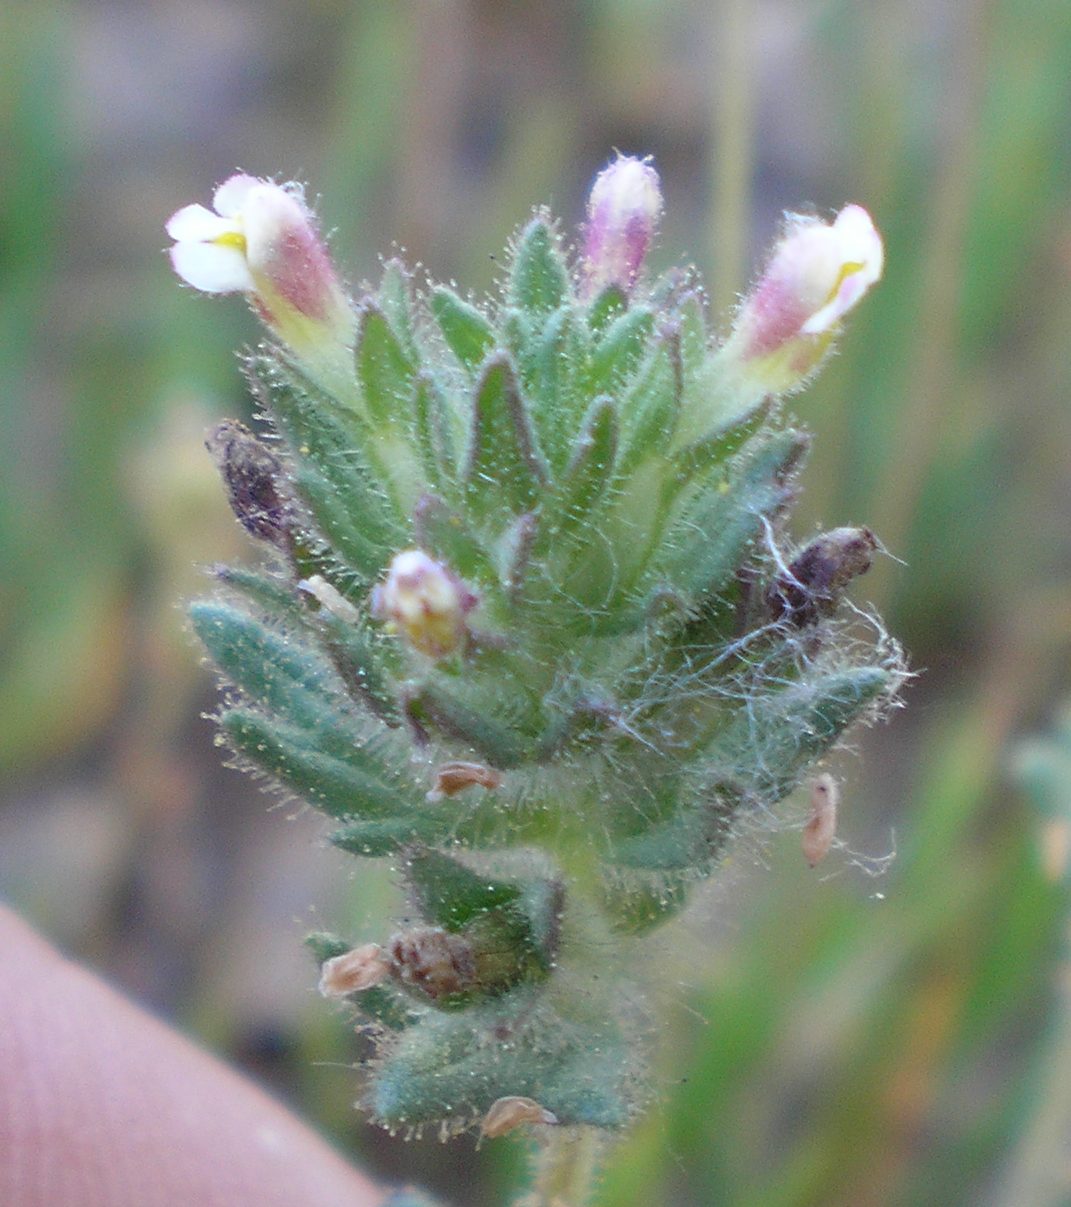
167,175,354,365
371,550,477,658
727,205,883,393
582,155,663,297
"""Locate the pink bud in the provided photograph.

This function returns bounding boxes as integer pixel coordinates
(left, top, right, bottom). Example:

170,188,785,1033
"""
166,175,353,362
371,550,477,659
729,205,883,393
582,155,663,297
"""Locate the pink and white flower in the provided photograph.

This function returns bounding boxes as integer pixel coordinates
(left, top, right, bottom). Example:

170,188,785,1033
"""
166,175,353,360
581,155,663,298
728,204,883,392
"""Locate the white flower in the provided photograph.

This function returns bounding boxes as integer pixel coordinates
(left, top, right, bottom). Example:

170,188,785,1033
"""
166,175,353,358
728,205,883,393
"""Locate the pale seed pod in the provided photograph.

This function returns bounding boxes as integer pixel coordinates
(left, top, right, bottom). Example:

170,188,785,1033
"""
318,943,391,998
427,761,504,802
803,773,839,867
480,1095,558,1139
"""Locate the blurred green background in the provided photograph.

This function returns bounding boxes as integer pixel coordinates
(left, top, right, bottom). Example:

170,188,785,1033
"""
3,0,1070,1203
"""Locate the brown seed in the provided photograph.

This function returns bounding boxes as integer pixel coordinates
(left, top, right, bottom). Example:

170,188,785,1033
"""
480,1096,558,1139
427,761,503,802
318,943,390,998
803,773,839,867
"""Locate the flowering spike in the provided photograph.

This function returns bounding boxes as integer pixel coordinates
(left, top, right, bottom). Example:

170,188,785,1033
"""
371,550,477,659
582,155,663,297
180,155,904,1171
167,175,353,369
726,204,883,394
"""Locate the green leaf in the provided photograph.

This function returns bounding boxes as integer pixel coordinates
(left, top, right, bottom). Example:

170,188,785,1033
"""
705,665,894,798
542,396,619,539
616,327,682,475
412,492,496,582
315,608,402,726
587,284,628,334
304,930,351,964
508,217,569,316
403,848,521,929
588,305,655,397
212,565,304,622
290,465,394,584
465,356,547,519
430,286,494,371
356,302,416,430
330,813,449,857
370,993,634,1128
191,602,356,742
219,707,408,821
406,680,533,769
609,784,741,873
600,872,693,934
257,359,402,577
412,372,456,490
376,258,418,358
526,304,591,471
656,428,808,605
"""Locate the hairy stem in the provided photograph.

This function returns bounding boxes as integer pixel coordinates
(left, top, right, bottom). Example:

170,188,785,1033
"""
517,1128,604,1207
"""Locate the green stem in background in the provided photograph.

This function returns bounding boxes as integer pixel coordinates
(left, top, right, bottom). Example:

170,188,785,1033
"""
518,1128,604,1207
708,0,754,322
988,912,1071,1207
